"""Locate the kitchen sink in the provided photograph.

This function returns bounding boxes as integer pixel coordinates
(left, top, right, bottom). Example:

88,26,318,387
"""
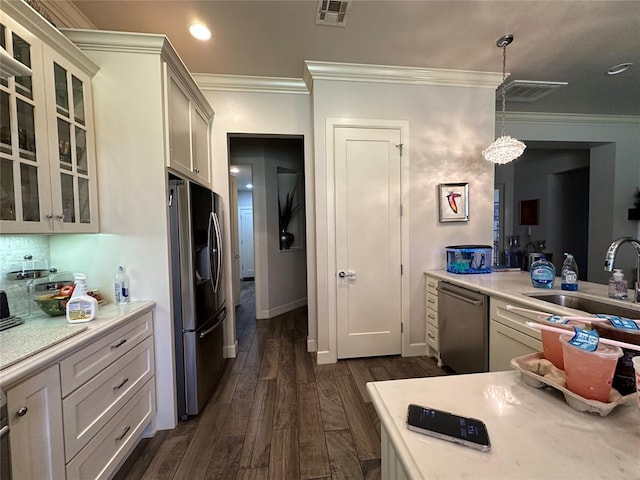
524,293,640,319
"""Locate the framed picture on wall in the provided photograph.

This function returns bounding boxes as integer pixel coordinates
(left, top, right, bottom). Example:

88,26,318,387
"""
519,199,539,225
438,183,469,222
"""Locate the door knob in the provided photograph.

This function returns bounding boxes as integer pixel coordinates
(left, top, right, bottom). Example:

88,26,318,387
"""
338,270,356,280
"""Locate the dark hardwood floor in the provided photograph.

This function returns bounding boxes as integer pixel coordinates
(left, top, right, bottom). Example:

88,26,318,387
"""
115,281,447,480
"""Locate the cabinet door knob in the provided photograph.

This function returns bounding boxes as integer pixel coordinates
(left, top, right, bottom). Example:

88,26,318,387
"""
56,213,64,220
46,213,53,219
17,406,28,417
193,167,200,174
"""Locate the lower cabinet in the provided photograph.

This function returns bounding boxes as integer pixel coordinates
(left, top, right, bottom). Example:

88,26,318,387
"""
6,365,66,480
489,298,542,371
7,309,156,480
424,274,441,364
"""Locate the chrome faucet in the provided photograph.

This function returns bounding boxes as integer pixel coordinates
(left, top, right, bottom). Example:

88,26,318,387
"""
604,236,640,303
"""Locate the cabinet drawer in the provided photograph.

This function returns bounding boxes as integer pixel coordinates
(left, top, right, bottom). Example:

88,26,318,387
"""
425,291,438,312
489,320,542,372
425,275,439,296
63,337,155,461
490,298,541,341
425,306,438,328
60,311,153,396
426,322,439,351
66,378,156,480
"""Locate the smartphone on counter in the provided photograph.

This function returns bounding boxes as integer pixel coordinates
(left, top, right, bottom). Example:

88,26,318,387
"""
406,403,491,452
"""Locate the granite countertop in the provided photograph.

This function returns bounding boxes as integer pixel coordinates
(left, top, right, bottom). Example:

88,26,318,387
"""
367,371,640,479
0,301,155,388
424,269,640,318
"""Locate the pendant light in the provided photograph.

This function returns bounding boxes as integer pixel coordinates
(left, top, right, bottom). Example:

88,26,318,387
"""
482,34,526,165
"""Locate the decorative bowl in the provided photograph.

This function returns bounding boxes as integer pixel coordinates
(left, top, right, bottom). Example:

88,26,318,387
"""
34,294,70,316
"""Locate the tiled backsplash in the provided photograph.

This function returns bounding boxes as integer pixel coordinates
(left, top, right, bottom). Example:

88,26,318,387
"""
0,235,51,317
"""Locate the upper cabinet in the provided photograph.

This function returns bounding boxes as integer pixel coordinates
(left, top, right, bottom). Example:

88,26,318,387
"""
0,2,99,234
166,64,213,188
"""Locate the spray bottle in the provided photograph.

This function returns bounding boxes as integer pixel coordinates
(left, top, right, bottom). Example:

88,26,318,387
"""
66,273,98,323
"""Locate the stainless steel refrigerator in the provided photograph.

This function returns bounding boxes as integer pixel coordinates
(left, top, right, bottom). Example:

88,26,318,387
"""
168,175,226,420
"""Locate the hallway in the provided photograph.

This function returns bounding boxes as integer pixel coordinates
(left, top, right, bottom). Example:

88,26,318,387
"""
115,281,447,479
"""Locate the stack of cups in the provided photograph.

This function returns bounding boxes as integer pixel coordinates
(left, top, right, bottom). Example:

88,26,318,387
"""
559,335,623,402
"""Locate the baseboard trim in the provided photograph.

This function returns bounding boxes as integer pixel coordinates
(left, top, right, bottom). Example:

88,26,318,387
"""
307,338,317,352
263,297,307,318
223,341,238,359
403,342,428,357
317,350,337,364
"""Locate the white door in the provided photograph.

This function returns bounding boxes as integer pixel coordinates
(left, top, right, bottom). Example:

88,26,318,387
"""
335,127,402,358
239,207,255,278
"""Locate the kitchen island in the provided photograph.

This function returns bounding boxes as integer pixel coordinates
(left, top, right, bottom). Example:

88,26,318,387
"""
367,371,639,479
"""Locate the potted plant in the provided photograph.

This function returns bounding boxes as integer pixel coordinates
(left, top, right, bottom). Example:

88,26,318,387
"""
278,184,301,250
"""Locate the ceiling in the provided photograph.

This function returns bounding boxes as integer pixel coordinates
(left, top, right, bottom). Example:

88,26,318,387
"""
68,1,639,116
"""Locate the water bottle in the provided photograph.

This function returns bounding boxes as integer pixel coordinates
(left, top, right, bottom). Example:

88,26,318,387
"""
114,266,130,305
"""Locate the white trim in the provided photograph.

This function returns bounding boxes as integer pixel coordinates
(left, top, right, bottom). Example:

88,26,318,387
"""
403,342,428,357
306,338,316,353
317,350,337,365
40,0,96,29
505,111,640,127
304,61,503,90
1,1,99,76
62,29,214,119
194,74,309,95
325,117,410,362
263,297,307,318
223,341,238,359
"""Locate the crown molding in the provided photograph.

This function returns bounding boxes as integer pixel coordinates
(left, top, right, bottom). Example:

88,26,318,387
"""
62,29,213,117
193,73,309,95
39,0,96,29
506,111,640,127
303,60,503,91
1,0,99,76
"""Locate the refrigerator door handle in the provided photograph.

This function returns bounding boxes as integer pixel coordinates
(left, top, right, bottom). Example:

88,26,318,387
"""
208,212,217,293
198,310,226,339
212,212,223,293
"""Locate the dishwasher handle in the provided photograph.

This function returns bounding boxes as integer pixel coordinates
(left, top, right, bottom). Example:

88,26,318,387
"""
439,287,483,306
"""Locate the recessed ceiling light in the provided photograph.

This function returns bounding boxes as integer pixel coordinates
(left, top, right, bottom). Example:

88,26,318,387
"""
189,23,211,41
246,184,253,189
230,167,239,174
606,63,633,75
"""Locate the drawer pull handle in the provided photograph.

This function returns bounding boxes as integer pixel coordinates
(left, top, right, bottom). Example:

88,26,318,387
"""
113,378,129,391
427,298,435,304
427,333,435,340
16,407,28,417
116,425,131,441
428,313,435,320
111,339,127,349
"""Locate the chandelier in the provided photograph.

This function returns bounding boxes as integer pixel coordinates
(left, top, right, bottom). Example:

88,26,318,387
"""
482,34,526,165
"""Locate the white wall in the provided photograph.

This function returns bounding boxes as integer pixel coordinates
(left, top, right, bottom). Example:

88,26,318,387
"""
308,76,498,361
195,81,317,349
238,191,253,208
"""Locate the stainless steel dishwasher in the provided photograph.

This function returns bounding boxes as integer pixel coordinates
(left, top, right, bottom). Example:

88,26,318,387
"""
438,281,489,374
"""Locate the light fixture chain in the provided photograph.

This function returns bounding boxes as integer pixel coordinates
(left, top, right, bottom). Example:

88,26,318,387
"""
501,43,507,137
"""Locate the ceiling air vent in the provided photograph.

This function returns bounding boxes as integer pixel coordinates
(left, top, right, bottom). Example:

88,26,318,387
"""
316,0,351,27
503,80,568,103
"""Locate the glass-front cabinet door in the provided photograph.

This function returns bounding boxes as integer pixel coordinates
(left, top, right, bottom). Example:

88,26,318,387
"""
0,15,52,233
43,46,98,232
0,4,98,234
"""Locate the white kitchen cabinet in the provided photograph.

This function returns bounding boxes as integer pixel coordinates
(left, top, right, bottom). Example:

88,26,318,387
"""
6,364,66,480
489,298,542,371
424,274,441,364
0,2,99,234
5,306,155,480
166,66,212,188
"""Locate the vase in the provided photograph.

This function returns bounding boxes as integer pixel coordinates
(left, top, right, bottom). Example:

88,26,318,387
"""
280,230,294,250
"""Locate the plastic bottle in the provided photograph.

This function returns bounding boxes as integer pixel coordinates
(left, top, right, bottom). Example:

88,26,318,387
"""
530,255,556,288
66,273,98,323
114,266,130,305
608,269,628,300
560,253,579,291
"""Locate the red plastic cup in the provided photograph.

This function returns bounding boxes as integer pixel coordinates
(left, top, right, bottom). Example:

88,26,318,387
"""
540,320,584,370
560,335,623,402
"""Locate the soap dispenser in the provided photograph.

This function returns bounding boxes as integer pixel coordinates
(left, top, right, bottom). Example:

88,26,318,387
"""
530,255,555,288
66,273,98,323
561,253,579,291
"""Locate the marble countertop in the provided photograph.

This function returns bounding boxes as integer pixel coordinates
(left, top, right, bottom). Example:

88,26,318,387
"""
424,269,640,318
0,301,155,388
367,371,640,479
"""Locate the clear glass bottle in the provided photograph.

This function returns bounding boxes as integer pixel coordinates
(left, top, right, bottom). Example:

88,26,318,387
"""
560,253,579,291
114,266,130,305
608,269,628,300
